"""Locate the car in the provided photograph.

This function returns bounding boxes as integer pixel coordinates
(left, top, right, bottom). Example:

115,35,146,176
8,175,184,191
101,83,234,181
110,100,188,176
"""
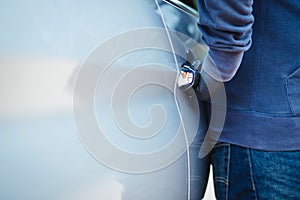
0,0,210,199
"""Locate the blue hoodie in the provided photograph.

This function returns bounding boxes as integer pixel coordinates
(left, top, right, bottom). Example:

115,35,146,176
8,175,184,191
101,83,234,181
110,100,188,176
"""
197,0,300,150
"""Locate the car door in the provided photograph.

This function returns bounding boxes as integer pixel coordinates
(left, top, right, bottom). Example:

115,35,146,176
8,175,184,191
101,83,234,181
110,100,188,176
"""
0,0,209,199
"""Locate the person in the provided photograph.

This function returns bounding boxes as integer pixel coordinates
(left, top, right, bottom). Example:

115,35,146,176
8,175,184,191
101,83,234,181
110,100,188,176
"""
178,0,300,199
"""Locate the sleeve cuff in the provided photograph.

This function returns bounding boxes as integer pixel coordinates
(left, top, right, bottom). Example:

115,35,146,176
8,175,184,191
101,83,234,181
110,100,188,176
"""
201,50,244,82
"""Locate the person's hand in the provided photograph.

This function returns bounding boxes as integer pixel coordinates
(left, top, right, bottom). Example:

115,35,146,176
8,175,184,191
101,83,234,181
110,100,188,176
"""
178,61,223,102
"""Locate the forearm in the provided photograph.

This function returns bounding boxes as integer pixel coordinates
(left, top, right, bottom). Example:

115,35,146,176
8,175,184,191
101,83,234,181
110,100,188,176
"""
197,0,254,81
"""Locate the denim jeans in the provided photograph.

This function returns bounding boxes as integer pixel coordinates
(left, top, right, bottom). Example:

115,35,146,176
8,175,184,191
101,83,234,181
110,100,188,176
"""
189,139,210,200
210,143,300,200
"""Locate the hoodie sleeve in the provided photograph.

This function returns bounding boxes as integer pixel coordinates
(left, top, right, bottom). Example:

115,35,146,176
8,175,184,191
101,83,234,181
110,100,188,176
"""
197,0,254,82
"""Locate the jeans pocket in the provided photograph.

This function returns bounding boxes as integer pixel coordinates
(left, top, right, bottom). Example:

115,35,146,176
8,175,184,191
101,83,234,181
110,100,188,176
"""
286,66,300,116
211,143,230,200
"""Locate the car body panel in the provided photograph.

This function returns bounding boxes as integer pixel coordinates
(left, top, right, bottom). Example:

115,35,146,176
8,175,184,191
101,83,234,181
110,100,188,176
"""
0,0,208,199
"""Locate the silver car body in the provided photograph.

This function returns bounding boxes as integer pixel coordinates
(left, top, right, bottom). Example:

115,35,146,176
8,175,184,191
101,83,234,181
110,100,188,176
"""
0,0,208,199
